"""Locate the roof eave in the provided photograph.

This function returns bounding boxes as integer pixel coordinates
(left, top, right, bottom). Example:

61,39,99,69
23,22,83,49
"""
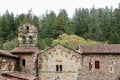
82,52,120,55
11,51,35,54
0,54,18,58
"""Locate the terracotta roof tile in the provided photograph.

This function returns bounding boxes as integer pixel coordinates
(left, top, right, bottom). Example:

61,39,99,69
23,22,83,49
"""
2,71,37,80
79,44,120,54
39,44,81,56
0,76,10,80
11,46,38,53
0,50,18,58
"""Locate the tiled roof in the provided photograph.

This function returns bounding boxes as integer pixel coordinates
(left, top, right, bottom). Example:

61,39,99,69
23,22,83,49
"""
39,44,81,56
11,46,38,53
0,50,18,58
0,76,10,80
2,71,37,80
79,44,120,54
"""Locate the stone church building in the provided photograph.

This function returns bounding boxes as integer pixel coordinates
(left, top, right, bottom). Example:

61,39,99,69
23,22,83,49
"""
0,23,120,80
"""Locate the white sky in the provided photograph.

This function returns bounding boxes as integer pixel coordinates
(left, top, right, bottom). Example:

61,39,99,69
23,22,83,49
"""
0,0,119,18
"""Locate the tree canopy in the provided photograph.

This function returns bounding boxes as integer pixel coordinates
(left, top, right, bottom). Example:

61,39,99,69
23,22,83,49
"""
52,33,98,49
0,4,120,50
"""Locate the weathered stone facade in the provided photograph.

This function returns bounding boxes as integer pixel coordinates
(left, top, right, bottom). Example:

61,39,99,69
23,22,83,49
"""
0,56,17,74
13,53,38,75
1,24,120,80
0,51,18,76
38,44,82,80
11,23,39,75
80,54,120,80
18,23,37,47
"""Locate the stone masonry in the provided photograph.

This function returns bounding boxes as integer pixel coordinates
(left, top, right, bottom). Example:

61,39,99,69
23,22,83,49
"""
80,54,120,80
38,44,82,80
1,24,120,80
0,56,17,74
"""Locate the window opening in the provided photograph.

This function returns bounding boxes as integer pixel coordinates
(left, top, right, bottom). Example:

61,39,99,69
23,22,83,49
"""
22,36,26,44
29,36,33,44
60,65,62,71
26,26,29,33
56,65,62,72
56,65,59,71
95,61,100,69
22,59,26,66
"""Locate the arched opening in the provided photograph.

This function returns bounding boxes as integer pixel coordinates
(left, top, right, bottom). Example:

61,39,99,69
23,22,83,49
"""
60,65,62,71
56,65,59,71
26,26,29,33
22,36,26,44
22,59,26,66
29,36,33,44
56,65,62,72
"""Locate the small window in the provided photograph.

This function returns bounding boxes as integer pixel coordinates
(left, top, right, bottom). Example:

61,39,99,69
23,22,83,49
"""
30,40,33,44
60,65,62,71
22,36,26,39
29,36,33,44
56,65,62,72
22,59,26,66
22,36,26,44
29,36,33,39
26,26,29,33
56,65,59,71
95,61,100,69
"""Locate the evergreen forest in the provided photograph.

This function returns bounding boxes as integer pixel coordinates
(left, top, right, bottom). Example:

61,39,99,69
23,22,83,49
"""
0,4,120,50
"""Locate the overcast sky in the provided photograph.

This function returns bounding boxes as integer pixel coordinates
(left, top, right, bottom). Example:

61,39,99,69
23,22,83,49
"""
0,0,119,17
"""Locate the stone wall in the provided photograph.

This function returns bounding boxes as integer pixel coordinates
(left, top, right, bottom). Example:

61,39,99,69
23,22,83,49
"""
38,45,82,80
0,56,17,75
18,23,37,47
16,53,37,75
80,54,120,80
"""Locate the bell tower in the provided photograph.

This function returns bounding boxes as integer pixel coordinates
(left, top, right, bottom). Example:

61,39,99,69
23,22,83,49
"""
12,23,38,75
18,23,37,47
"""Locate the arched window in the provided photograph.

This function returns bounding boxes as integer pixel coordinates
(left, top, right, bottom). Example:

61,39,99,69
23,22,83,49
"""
29,36,33,44
29,36,33,39
22,59,26,66
22,36,26,44
56,65,62,72
60,65,62,71
56,65,59,71
26,26,29,33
